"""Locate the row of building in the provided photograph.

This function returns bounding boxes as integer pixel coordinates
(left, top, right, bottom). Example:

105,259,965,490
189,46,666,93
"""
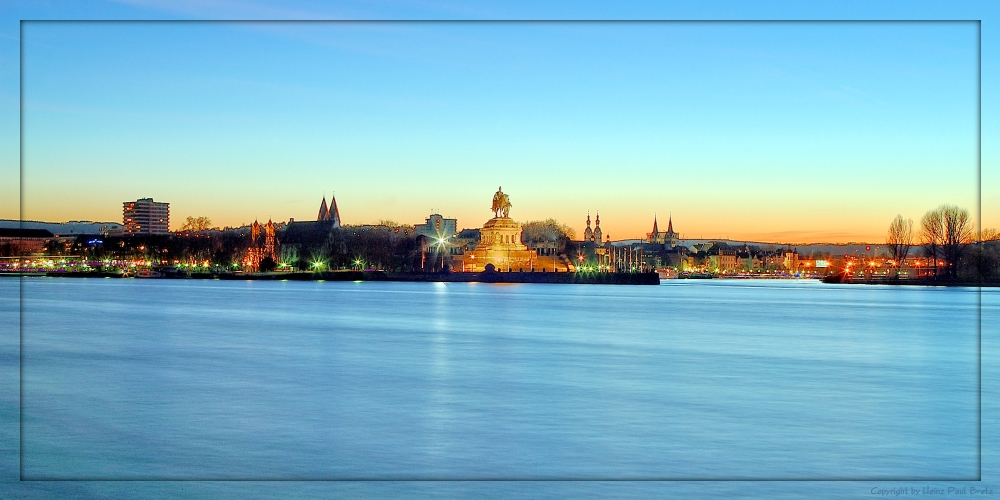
3,192,946,279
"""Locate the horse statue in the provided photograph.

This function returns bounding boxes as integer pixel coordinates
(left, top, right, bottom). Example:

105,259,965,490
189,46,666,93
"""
491,186,512,218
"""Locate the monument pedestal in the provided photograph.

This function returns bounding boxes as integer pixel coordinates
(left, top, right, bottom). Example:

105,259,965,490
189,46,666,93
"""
455,187,570,273
459,217,537,272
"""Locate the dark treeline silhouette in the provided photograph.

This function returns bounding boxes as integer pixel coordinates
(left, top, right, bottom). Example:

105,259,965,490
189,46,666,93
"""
888,204,999,283
55,223,429,273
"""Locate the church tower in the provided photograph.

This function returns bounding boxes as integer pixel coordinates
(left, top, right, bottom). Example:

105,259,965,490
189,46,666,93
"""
647,215,660,244
593,212,602,243
316,194,342,228
317,197,329,221
664,214,678,247
583,213,593,241
327,194,341,228
264,219,277,261
251,219,262,241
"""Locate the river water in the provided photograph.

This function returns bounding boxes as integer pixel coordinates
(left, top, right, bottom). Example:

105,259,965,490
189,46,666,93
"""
2,278,993,497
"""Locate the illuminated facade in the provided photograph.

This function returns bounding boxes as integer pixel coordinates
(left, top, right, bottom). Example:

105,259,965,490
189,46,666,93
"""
0,228,52,255
578,212,614,271
414,214,457,241
708,252,739,273
456,187,566,272
243,219,279,270
123,198,169,235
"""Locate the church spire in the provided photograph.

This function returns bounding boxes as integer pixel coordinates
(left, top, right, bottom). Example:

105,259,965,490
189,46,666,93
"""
666,214,673,234
317,196,329,221
328,193,341,228
251,219,261,241
651,215,659,236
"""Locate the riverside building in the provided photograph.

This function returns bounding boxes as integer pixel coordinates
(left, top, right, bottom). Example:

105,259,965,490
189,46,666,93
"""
122,198,170,235
414,214,457,242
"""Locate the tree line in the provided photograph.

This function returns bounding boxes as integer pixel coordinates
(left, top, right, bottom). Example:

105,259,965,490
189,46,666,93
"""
886,204,999,282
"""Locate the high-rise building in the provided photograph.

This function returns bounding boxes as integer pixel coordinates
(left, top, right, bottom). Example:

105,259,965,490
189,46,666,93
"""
414,213,457,241
123,198,170,235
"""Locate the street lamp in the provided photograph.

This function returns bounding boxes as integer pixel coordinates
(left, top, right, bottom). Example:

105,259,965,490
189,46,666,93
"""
436,237,448,270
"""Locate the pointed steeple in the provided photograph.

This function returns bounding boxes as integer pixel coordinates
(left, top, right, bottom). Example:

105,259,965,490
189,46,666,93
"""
666,214,673,234
593,211,602,243
251,219,261,241
651,215,659,236
318,196,329,221
328,194,341,228
583,212,593,242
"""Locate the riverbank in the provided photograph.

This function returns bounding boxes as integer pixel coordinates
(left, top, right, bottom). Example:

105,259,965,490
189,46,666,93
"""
820,274,996,287
5,271,996,286
0,269,661,285
222,270,660,285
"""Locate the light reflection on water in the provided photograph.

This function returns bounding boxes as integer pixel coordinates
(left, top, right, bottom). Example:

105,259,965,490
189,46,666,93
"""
15,278,980,482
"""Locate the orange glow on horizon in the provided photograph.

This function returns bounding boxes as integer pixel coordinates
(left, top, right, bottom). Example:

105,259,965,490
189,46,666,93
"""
11,190,990,246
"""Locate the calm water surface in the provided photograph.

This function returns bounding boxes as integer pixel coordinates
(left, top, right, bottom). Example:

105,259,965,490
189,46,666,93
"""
15,277,979,483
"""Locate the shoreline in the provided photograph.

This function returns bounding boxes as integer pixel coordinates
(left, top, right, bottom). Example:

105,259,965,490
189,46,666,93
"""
1,270,661,285
2,271,995,287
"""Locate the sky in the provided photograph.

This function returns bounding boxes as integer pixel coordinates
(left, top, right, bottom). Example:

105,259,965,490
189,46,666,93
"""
1,2,997,244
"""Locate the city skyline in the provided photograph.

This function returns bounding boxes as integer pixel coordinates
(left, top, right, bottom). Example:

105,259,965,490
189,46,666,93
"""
6,189,977,246
2,5,998,497
13,20,985,243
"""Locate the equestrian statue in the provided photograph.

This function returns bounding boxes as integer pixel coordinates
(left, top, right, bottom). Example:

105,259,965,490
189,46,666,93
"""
491,186,512,218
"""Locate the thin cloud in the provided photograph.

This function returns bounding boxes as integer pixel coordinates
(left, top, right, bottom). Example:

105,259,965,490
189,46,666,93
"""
109,0,358,20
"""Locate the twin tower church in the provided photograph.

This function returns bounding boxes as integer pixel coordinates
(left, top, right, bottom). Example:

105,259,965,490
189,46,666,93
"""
316,195,341,227
582,212,604,243
582,211,679,248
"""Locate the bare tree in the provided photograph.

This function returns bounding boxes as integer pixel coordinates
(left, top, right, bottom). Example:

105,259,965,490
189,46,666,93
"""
921,209,944,277
520,219,576,242
940,205,974,279
922,205,975,279
980,228,999,242
886,215,913,276
179,216,213,232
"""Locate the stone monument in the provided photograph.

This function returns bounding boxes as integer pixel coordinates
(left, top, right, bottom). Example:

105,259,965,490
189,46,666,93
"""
458,187,538,272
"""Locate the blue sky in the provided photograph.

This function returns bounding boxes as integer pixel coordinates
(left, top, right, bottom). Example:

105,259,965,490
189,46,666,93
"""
1,1,996,243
